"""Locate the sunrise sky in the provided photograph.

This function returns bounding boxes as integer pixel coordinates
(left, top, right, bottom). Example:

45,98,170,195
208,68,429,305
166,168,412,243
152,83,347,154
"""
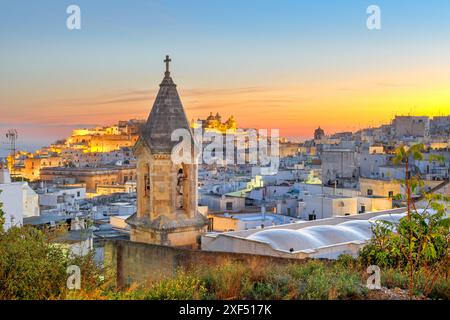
1,0,450,152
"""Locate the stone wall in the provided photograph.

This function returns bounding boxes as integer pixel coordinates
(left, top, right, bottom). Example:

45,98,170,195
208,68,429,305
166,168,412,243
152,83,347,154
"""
104,240,304,288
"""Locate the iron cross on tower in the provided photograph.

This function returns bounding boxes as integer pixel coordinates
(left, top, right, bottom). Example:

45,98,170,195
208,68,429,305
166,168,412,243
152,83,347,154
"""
164,55,171,74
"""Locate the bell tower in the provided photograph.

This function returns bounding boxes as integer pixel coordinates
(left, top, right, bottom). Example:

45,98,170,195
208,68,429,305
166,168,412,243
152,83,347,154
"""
126,55,208,248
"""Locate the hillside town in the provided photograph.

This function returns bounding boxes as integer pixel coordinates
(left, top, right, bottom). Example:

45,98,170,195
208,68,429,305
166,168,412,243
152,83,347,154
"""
0,47,449,306
1,95,449,259
3,0,450,310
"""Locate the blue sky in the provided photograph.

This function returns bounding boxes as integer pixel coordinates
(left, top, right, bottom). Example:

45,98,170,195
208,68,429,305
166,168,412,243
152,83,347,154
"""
2,0,449,87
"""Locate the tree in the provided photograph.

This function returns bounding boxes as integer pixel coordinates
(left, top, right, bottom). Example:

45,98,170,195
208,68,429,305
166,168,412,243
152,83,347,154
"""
0,193,5,233
0,207,103,299
393,143,425,297
0,225,70,299
361,143,450,298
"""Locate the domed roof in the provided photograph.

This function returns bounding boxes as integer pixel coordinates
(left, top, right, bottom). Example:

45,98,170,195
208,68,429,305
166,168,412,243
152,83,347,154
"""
246,213,409,252
369,213,407,224
248,229,326,251
338,220,374,237
314,126,325,140
301,225,369,245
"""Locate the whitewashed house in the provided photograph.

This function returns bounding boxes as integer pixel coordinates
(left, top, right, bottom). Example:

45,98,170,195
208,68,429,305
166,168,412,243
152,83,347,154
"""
0,166,40,230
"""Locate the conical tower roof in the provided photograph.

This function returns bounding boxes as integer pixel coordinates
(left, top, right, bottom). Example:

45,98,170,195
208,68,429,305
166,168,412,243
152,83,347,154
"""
140,55,193,154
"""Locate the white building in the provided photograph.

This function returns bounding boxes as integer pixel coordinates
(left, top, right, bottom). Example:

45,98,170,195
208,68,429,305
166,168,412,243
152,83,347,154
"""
38,186,86,212
415,152,450,180
321,149,358,187
275,198,299,217
379,165,406,180
430,116,450,134
298,194,358,220
260,170,295,185
294,183,360,200
359,153,391,179
298,193,392,220
393,116,430,138
199,194,246,213
0,166,40,230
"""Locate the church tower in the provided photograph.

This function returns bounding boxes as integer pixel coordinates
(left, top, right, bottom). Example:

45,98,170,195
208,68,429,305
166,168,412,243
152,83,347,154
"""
126,55,208,249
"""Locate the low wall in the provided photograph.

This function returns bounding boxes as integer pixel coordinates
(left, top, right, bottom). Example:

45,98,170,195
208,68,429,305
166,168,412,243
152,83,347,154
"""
104,240,307,288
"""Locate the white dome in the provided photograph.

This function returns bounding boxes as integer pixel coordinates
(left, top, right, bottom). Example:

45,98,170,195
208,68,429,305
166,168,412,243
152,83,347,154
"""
247,229,326,251
369,213,407,224
338,220,374,237
301,225,369,246
247,223,371,252
246,213,412,252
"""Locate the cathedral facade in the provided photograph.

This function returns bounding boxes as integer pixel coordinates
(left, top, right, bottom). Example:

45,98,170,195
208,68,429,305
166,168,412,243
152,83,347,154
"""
191,112,238,133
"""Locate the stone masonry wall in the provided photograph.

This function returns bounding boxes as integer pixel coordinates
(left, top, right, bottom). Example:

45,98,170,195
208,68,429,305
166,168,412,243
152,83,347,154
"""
104,240,307,288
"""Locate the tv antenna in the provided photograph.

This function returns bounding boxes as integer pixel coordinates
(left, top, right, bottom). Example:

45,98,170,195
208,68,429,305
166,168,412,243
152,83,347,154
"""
6,129,18,175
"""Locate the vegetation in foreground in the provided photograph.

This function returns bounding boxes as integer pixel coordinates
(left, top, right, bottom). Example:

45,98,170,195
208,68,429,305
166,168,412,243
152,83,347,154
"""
64,257,448,300
1,211,448,302
0,219,448,300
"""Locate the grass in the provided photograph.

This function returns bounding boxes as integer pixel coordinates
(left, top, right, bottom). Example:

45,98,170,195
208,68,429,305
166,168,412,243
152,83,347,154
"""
381,268,450,299
68,257,374,300
48,256,450,300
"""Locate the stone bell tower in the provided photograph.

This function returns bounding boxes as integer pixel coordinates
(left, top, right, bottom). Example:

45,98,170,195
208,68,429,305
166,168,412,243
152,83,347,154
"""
126,55,208,249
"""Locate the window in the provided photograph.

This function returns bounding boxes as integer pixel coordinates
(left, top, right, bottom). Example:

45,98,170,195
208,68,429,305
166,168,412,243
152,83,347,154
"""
77,191,80,197
207,218,214,232
367,189,373,196
226,202,233,211
144,175,150,196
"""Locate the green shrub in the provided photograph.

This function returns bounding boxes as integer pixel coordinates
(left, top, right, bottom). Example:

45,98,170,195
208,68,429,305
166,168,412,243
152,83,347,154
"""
0,226,69,299
243,281,275,300
0,224,103,300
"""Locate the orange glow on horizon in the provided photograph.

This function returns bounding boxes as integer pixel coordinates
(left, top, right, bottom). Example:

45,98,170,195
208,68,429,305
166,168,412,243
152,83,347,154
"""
3,66,449,141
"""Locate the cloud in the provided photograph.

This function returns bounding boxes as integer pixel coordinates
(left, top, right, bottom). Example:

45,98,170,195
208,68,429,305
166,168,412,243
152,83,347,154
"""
181,86,268,96
46,86,299,115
